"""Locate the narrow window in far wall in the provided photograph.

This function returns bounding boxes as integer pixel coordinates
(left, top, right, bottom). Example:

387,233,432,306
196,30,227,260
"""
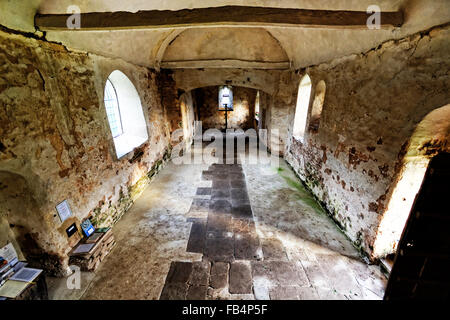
218,85,233,110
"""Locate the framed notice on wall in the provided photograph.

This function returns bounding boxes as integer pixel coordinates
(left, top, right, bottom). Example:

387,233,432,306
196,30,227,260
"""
56,200,72,223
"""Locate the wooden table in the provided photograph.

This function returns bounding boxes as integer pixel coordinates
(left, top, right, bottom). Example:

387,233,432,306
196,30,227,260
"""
4,273,48,300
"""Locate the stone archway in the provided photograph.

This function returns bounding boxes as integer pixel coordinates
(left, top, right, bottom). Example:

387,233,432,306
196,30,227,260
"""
160,27,290,70
373,104,450,258
0,171,70,276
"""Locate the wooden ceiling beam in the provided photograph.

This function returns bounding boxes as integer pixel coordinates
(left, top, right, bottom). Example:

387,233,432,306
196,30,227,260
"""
35,6,404,31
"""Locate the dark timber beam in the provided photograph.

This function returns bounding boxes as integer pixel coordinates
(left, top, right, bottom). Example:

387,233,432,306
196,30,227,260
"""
35,6,404,31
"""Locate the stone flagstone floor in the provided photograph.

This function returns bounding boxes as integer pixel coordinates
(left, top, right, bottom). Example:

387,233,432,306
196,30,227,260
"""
47,136,387,300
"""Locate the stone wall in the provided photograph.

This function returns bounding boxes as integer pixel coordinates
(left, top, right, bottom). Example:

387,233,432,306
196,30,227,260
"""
193,86,257,131
0,30,181,275
172,68,283,96
157,70,184,142
171,68,294,153
283,24,450,259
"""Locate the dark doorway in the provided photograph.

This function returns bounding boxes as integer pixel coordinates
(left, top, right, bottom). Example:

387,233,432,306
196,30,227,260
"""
384,152,450,300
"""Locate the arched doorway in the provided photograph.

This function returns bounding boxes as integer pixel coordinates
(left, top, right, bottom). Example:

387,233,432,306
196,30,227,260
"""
373,105,450,259
0,171,69,276
384,152,450,300
372,104,450,299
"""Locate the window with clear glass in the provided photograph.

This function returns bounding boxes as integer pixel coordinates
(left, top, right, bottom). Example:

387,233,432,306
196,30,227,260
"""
104,70,149,159
104,79,123,138
218,85,233,110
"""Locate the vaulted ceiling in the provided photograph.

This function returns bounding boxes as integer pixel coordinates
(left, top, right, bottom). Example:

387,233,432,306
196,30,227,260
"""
1,0,449,70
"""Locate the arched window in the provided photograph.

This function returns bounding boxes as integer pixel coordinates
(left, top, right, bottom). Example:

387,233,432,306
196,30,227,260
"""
104,79,123,138
255,90,260,122
292,74,312,141
104,70,148,159
309,80,326,133
218,85,233,110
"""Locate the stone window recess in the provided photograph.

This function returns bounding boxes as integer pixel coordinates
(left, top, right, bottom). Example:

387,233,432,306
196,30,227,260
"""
292,74,312,142
309,80,326,133
104,70,149,159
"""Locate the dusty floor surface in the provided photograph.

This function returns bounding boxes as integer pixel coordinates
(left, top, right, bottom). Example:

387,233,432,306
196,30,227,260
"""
47,137,387,300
